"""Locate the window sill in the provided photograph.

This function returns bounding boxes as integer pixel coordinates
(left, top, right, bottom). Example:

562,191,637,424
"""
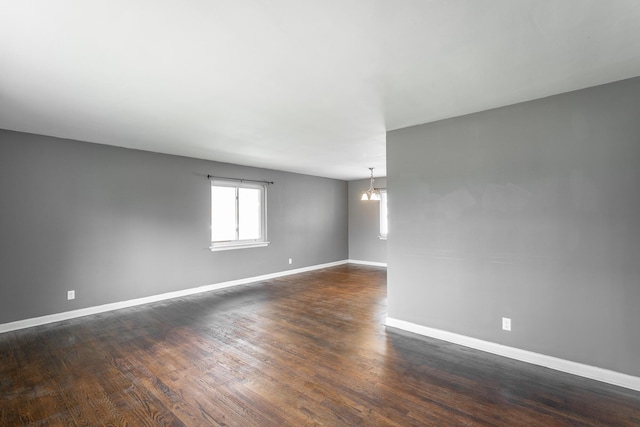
379,235,387,240
210,241,270,252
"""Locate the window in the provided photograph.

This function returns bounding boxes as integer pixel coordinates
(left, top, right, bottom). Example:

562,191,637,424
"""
210,180,268,251
379,189,388,239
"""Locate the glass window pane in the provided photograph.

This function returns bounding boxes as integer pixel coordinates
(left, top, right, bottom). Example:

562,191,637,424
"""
380,191,388,237
211,186,237,242
238,187,261,240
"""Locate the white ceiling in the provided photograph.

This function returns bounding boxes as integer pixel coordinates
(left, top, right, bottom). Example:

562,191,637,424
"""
1,1,640,180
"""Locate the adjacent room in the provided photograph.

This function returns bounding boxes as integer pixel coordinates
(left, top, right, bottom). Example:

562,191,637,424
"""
1,1,640,425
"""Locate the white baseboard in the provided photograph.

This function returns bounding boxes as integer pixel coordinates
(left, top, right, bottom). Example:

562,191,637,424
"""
0,260,349,334
348,259,387,267
385,317,640,392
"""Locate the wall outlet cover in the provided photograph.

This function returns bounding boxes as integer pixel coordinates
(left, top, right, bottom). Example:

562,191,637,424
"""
502,317,511,331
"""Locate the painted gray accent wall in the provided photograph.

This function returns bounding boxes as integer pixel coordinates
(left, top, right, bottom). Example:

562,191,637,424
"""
348,178,387,263
0,130,348,324
387,77,640,377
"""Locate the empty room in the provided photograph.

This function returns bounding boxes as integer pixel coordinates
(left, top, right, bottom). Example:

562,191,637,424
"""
1,1,640,425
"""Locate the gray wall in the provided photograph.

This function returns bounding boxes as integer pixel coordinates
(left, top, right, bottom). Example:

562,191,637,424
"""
0,130,348,324
348,178,387,264
387,77,640,377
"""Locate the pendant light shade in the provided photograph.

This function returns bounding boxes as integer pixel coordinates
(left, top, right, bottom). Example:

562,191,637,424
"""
361,168,380,201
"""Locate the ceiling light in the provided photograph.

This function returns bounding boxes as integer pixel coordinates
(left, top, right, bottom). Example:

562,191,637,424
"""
361,168,381,201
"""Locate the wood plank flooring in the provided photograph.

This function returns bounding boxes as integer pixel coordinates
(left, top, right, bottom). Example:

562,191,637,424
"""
1,264,639,426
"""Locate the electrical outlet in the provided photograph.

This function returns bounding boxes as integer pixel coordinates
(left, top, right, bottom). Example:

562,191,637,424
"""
67,290,75,300
502,317,511,331
288,258,292,265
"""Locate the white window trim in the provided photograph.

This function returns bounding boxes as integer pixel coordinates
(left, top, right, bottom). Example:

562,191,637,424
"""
210,179,269,251
209,241,270,251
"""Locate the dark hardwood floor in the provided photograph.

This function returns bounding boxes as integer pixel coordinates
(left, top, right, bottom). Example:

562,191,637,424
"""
1,264,639,426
